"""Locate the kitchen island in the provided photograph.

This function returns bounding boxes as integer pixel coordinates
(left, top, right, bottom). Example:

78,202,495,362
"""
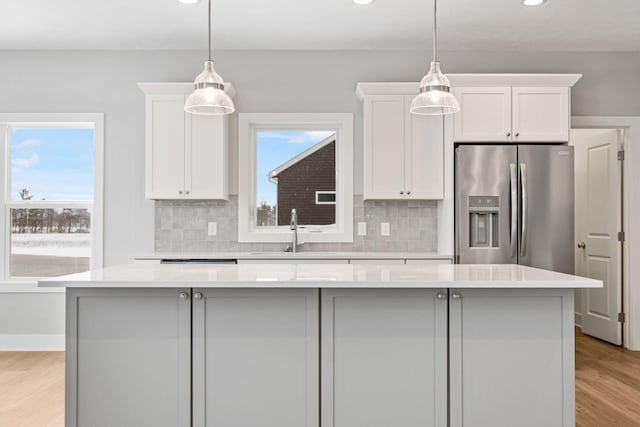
40,263,601,427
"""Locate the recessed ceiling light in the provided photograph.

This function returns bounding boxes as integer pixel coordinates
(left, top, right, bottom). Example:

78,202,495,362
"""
522,0,547,5
179,0,200,4
353,0,375,5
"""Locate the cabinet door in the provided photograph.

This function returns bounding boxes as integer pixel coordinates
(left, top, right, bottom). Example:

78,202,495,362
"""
453,87,512,142
364,95,406,199
66,288,192,427
145,94,186,199
322,289,448,427
185,109,229,200
512,87,569,142
193,289,319,427
404,96,444,199
449,289,575,427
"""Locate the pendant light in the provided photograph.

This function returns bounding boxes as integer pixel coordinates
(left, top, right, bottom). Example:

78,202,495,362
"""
410,0,459,115
184,0,235,115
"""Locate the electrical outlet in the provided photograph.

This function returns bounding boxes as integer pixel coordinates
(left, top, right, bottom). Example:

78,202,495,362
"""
381,222,390,236
357,222,367,236
207,222,218,236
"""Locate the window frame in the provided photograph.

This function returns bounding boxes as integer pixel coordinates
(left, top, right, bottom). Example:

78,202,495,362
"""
315,191,337,205
0,113,104,288
238,113,353,243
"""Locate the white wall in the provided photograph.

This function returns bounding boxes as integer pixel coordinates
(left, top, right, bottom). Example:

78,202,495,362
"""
0,49,639,349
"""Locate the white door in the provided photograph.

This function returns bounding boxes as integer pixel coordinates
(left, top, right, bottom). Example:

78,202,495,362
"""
404,96,444,199
452,87,512,142
513,87,569,142
363,95,406,199
572,128,622,345
145,94,186,199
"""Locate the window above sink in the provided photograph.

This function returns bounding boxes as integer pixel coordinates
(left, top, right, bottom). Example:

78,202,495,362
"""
238,113,353,243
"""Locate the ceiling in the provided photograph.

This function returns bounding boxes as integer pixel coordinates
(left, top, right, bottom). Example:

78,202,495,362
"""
2,0,640,51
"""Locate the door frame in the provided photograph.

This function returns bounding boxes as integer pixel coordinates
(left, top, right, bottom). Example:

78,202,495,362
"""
572,116,640,351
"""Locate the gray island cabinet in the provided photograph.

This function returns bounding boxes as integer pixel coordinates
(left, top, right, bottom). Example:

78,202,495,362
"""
41,263,600,427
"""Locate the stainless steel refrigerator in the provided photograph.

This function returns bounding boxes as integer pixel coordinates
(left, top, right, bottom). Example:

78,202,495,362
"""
455,145,574,274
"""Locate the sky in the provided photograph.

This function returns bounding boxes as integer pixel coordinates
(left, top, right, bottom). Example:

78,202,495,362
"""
256,130,335,206
10,128,94,201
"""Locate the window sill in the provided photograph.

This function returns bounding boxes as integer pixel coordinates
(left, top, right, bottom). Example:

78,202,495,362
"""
0,281,65,293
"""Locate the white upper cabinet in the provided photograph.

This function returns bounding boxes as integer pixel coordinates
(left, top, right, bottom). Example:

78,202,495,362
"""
139,83,233,200
145,94,187,199
404,96,445,200
359,86,444,201
453,87,512,142
364,95,406,199
512,86,569,142
450,74,580,143
185,113,228,199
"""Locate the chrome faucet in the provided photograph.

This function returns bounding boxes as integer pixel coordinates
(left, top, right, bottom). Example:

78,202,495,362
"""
285,208,302,252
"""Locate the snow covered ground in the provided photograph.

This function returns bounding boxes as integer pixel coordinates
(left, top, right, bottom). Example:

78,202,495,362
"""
11,233,91,258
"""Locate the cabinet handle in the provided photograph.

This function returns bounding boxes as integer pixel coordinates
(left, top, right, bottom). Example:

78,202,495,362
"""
185,190,191,195
506,132,511,137
194,292,203,300
407,191,411,195
451,292,462,300
178,190,183,195
436,292,447,300
515,132,520,137
400,191,404,195
179,292,189,300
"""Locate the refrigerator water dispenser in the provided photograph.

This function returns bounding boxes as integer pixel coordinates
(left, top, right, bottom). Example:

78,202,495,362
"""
468,196,499,248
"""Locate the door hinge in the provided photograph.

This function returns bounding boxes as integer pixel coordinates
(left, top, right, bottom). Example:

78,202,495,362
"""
618,312,626,323
618,150,625,161
618,231,626,242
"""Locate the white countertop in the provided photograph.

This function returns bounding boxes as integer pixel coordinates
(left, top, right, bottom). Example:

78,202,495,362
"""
133,251,453,260
39,263,602,289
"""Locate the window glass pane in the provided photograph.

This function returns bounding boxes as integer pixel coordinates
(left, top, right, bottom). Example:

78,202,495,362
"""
10,208,91,277
10,128,94,201
256,130,336,227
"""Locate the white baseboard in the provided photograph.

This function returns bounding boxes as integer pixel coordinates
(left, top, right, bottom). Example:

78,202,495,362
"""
0,334,65,351
574,312,582,328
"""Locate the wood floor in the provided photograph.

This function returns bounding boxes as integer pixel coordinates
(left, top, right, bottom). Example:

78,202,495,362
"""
0,351,64,427
0,332,639,426
576,328,640,426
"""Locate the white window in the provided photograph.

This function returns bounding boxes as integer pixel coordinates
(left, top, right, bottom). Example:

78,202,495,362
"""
238,113,353,243
315,191,336,205
0,114,104,283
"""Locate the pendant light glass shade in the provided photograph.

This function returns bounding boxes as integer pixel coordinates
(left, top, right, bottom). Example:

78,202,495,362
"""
410,61,459,115
410,0,459,116
185,0,234,116
185,61,235,115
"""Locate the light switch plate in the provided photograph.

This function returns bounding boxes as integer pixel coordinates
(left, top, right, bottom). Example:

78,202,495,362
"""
381,222,390,236
208,222,218,236
357,222,367,236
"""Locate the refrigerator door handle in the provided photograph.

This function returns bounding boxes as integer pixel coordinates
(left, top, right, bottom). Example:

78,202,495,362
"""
520,163,528,257
510,163,517,258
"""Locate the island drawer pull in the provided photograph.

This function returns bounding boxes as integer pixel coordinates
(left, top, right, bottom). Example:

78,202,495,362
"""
451,292,462,300
436,292,447,300
194,292,203,300
179,292,189,300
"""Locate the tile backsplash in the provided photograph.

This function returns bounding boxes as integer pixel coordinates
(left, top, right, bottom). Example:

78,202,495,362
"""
155,196,438,253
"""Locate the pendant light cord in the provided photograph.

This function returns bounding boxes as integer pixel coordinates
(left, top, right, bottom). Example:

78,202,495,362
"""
433,0,437,62
208,0,212,61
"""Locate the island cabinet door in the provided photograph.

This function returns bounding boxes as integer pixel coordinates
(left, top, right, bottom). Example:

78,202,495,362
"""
321,289,448,427
448,289,575,427
65,288,192,427
192,288,319,427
